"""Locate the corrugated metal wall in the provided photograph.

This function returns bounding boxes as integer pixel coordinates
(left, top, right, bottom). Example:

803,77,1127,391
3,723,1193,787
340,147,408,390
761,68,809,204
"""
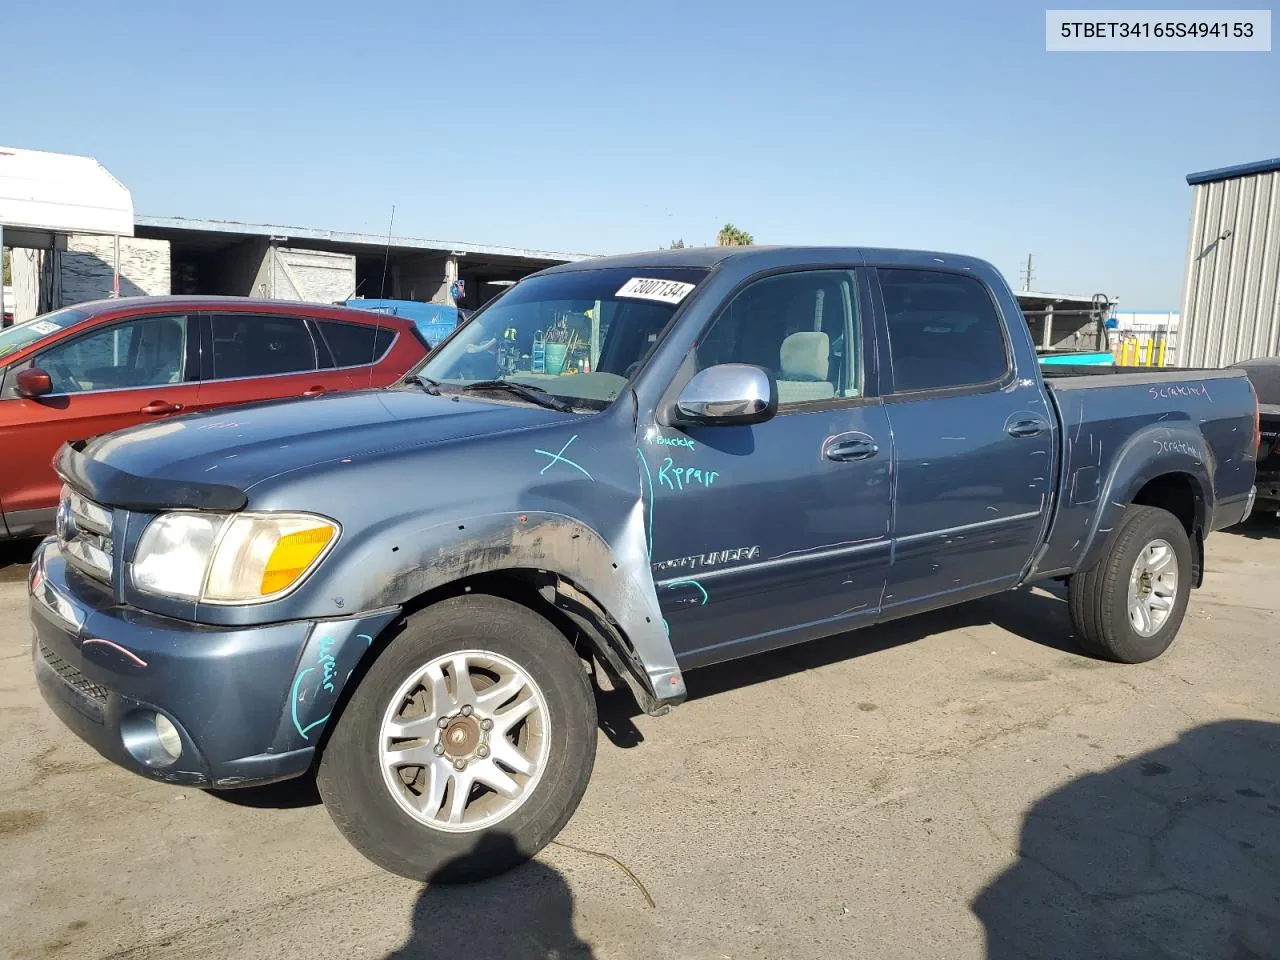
1180,169,1280,367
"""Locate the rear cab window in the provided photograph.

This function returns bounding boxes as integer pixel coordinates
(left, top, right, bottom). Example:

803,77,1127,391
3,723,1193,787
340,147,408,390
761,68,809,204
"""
876,268,1010,393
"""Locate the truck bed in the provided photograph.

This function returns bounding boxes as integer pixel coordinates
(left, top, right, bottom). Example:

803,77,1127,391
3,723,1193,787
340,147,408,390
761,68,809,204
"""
1029,367,1258,579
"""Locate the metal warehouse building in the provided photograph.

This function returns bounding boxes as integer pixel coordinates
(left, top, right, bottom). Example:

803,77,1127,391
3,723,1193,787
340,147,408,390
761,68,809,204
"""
1179,157,1280,367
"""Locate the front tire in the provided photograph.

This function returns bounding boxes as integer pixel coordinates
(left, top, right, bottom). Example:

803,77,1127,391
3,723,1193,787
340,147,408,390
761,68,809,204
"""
317,594,597,882
1067,505,1192,663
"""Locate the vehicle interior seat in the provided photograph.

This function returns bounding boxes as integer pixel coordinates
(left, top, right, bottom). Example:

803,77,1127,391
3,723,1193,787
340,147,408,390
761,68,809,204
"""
777,331,835,403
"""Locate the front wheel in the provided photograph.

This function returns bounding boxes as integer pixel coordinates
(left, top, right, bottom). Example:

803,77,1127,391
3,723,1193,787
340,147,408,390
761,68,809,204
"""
1067,505,1193,663
316,594,597,882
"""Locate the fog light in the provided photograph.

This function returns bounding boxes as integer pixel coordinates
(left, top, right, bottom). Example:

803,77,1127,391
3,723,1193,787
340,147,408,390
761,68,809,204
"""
155,714,182,761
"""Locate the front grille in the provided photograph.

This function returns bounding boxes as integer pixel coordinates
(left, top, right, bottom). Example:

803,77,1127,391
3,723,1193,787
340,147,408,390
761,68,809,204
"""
38,640,110,707
57,486,115,585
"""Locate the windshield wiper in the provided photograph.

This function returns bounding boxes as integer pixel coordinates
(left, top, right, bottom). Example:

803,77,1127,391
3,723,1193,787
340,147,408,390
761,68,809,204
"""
460,379,574,413
409,374,442,395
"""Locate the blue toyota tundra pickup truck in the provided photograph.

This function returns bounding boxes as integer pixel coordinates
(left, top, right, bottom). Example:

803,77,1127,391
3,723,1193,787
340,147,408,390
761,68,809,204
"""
29,246,1258,881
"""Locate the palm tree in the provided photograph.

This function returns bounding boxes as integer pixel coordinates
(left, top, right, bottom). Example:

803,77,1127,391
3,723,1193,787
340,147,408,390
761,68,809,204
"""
716,224,754,246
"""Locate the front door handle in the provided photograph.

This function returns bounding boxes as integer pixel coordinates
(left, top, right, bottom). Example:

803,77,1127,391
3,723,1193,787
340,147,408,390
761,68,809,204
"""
303,385,327,397
826,439,879,461
1007,419,1047,438
140,400,183,415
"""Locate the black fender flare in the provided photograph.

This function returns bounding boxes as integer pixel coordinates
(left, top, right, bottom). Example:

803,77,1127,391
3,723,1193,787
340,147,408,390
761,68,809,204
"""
309,507,684,710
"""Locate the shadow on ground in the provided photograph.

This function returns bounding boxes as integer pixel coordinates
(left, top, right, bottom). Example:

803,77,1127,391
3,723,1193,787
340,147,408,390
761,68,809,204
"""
973,720,1280,959
384,833,593,959
0,537,39,583
1224,513,1278,541
681,585,1079,707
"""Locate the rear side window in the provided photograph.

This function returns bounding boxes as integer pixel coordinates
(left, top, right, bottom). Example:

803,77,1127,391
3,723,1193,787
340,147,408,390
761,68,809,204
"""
210,314,318,379
315,320,395,367
878,269,1009,392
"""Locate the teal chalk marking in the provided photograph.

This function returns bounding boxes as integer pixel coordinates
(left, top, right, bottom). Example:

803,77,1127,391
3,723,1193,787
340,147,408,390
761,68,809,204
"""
669,579,708,605
534,434,593,480
636,447,654,558
662,618,669,636
358,633,373,646
290,667,331,740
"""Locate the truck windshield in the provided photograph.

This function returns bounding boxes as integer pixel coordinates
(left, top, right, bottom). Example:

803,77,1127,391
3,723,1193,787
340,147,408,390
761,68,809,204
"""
415,266,710,409
0,307,92,360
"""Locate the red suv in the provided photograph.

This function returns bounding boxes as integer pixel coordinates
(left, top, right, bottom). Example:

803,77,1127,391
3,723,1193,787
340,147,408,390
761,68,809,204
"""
0,296,428,540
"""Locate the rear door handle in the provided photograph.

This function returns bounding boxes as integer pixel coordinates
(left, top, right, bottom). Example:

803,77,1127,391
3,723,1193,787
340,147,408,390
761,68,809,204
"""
303,385,327,397
1007,419,1047,438
825,439,879,461
140,400,183,415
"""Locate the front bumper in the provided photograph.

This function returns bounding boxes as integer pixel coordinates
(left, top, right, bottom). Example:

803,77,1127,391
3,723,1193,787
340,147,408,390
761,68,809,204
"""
29,539,398,789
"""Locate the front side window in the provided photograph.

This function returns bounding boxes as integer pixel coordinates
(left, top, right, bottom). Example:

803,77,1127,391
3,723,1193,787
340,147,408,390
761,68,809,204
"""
696,269,861,406
35,314,188,394
878,269,1009,392
210,314,318,379
416,266,709,409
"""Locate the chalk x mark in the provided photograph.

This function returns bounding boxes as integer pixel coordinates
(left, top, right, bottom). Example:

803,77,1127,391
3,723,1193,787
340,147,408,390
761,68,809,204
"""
535,434,593,480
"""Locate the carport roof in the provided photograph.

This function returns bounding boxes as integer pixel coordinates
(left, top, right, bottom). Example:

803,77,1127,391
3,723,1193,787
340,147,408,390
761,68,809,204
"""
0,146,134,240
135,215,593,265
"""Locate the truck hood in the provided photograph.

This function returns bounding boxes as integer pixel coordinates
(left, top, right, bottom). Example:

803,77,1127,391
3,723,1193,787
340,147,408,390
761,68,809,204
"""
77,387,577,498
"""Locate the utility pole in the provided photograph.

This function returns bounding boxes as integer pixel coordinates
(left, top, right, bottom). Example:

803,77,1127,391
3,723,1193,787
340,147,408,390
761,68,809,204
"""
1021,253,1035,292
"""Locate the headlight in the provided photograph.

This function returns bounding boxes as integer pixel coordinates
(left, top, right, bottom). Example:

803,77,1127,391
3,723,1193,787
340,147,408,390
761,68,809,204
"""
132,511,339,603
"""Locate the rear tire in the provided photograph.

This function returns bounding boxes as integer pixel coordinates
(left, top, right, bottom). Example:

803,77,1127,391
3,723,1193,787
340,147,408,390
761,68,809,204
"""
1067,505,1192,663
316,594,597,883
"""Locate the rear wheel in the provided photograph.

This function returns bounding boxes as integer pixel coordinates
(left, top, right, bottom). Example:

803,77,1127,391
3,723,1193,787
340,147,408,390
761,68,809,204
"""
1067,505,1192,663
317,594,597,882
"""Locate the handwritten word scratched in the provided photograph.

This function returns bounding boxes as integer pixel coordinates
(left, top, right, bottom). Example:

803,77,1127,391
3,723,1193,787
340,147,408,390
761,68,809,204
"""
653,545,760,574
658,457,718,491
1154,439,1199,458
1149,384,1210,401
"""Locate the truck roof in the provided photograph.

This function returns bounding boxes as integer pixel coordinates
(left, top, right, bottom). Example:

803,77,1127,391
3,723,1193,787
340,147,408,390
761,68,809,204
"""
537,245,997,275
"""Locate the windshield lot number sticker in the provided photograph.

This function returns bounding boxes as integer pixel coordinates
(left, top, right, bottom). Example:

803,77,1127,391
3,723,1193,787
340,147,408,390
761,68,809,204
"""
616,278,696,304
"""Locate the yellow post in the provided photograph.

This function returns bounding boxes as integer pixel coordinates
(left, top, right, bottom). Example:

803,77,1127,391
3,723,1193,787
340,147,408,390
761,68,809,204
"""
1157,339,1167,367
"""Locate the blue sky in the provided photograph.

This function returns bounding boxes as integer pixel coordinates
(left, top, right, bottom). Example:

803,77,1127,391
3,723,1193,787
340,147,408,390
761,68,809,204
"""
5,0,1276,306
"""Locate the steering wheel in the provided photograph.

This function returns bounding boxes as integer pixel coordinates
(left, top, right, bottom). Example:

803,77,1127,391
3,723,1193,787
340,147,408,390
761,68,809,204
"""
47,361,83,393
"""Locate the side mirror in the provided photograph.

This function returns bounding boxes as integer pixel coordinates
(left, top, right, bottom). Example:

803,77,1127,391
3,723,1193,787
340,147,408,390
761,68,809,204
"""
16,368,54,399
674,363,777,426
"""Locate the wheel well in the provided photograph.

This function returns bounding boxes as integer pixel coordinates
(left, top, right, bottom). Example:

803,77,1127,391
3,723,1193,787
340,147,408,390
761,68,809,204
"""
1132,473,1202,536
389,569,657,714
1131,472,1205,586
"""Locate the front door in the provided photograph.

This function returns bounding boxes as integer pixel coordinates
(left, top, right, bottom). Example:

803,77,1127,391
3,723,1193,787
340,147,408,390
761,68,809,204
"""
2,311,199,521
872,267,1055,615
645,268,893,669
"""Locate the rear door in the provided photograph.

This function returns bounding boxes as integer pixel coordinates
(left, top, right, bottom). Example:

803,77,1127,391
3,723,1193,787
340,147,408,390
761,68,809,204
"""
1,311,199,522
193,311,350,412
873,267,1055,615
